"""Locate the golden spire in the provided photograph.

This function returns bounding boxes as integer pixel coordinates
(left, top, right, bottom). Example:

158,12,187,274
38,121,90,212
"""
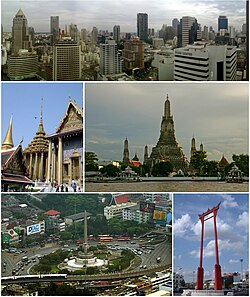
37,98,45,133
2,115,14,150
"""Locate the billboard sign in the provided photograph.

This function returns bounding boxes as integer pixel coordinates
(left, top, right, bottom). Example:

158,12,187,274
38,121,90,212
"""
140,201,155,213
27,223,41,235
153,210,167,221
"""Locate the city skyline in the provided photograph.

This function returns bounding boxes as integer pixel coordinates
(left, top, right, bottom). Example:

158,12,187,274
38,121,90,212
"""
1,82,83,149
2,0,246,33
85,82,248,163
174,193,249,283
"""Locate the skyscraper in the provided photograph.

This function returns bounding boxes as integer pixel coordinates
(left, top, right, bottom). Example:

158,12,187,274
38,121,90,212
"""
50,16,59,45
12,9,30,53
113,25,120,44
99,39,122,76
218,16,228,31
172,18,179,36
177,16,201,47
123,39,144,71
53,38,81,80
137,13,148,42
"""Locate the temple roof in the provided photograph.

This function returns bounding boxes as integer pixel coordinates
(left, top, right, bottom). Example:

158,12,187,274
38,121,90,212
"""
1,144,30,179
219,155,229,167
56,99,83,134
24,112,49,154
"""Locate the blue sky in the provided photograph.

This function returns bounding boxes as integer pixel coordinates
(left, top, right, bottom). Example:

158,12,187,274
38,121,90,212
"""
1,82,83,149
2,0,246,32
174,193,249,283
85,82,248,163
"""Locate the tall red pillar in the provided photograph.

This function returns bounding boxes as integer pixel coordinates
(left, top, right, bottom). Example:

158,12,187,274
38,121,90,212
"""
196,203,222,291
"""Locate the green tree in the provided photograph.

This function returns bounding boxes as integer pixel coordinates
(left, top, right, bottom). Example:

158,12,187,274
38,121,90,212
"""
151,161,173,176
100,164,120,177
190,151,207,175
232,154,249,176
203,160,219,176
85,151,99,171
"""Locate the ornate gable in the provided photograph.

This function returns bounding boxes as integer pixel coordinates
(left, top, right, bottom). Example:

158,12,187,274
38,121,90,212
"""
2,145,28,175
56,100,83,133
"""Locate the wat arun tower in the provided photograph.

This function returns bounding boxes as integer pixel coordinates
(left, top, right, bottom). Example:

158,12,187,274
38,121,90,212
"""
144,95,188,173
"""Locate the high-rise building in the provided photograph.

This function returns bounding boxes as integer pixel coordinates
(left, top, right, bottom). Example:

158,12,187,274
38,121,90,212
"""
137,13,148,42
218,16,228,31
50,16,59,44
144,95,188,172
174,43,237,81
177,16,201,47
7,50,38,80
12,9,30,53
69,24,78,42
53,37,81,81
172,18,179,36
99,39,122,76
81,28,87,42
113,25,120,44
122,39,144,71
91,27,98,45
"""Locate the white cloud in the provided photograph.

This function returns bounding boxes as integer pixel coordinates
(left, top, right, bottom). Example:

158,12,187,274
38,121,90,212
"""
174,214,193,237
221,194,239,208
236,212,249,229
229,259,240,264
190,239,244,259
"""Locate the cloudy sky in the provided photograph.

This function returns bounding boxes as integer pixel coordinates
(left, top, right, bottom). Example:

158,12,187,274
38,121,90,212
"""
174,193,249,283
1,82,83,149
2,0,246,32
85,82,248,163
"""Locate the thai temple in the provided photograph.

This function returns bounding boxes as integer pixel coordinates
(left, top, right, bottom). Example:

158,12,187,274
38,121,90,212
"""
1,116,33,191
1,99,83,192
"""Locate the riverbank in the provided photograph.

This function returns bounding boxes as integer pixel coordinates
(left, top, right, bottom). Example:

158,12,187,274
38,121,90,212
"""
85,181,249,192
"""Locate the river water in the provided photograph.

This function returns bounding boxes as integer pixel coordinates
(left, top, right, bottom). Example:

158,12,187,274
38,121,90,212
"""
85,181,248,192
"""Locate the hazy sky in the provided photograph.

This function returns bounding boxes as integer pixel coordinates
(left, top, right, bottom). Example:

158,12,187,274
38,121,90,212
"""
174,193,249,283
2,0,246,32
1,82,83,149
85,82,248,163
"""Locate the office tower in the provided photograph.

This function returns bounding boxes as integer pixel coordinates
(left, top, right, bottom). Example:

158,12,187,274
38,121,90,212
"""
81,28,87,42
172,18,179,36
177,16,201,47
12,9,30,53
137,13,148,42
50,16,59,44
113,25,120,44
99,39,122,75
123,39,144,71
242,23,246,34
202,26,209,40
53,38,81,80
91,27,98,45
174,43,237,81
69,24,78,42
7,50,38,80
218,16,228,31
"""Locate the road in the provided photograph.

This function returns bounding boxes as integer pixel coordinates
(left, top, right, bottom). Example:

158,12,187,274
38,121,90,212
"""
2,232,171,277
